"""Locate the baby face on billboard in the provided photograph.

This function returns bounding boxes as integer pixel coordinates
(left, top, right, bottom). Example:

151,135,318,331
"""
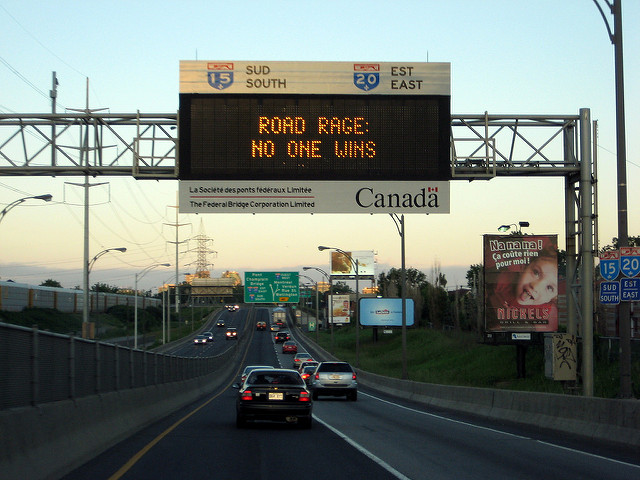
515,256,558,305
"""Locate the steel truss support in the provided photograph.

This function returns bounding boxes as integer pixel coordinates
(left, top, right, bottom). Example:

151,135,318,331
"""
0,112,178,178
1,109,598,393
451,110,596,396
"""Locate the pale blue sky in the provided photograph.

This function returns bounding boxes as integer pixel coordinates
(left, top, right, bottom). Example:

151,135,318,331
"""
1,1,638,290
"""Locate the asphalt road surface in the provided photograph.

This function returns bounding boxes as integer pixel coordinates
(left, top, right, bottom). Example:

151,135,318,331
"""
63,306,640,480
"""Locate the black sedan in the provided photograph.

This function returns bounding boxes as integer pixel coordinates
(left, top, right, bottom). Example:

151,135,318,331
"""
235,368,312,429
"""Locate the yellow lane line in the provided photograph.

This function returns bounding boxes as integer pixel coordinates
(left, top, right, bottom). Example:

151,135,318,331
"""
108,309,255,479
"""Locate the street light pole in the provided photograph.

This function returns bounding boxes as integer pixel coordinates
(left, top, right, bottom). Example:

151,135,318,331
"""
593,0,631,399
300,274,319,334
84,247,127,328
390,214,408,380
318,246,360,367
0,194,52,224
303,266,332,345
497,221,529,234
134,263,170,349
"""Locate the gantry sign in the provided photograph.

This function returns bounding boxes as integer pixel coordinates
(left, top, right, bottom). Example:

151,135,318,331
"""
0,81,598,393
177,61,452,214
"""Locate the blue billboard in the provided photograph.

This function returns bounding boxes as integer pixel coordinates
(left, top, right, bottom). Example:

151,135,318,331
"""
359,298,414,327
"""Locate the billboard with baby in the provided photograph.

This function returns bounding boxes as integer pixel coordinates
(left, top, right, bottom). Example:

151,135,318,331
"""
484,235,559,333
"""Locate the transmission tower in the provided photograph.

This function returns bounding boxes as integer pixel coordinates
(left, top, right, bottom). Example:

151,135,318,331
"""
192,219,217,278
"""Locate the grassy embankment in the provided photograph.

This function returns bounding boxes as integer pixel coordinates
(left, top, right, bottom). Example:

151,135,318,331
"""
3,307,637,398
303,324,639,399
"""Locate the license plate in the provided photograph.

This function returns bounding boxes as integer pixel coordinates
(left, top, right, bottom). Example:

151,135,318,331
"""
268,392,284,400
330,374,341,380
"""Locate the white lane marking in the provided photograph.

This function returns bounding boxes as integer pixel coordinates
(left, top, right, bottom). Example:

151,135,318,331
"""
361,391,640,469
360,391,528,439
534,440,640,469
313,415,411,480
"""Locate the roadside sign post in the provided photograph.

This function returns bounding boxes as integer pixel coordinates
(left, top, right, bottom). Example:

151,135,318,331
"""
620,278,640,302
598,249,639,305
599,281,620,305
599,250,620,281
620,247,640,278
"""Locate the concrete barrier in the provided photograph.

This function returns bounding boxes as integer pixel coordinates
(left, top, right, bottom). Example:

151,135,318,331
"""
0,309,254,480
0,372,233,480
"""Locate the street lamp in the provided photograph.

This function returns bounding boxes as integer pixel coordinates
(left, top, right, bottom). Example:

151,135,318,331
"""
160,277,173,345
593,0,630,399
303,266,332,345
497,221,529,233
390,213,409,380
134,263,170,349
88,247,127,273
318,246,360,368
300,274,319,337
0,194,52,223
84,247,127,327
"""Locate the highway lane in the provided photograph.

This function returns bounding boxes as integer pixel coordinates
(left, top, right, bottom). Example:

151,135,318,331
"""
63,306,394,479
63,307,640,479
163,307,247,356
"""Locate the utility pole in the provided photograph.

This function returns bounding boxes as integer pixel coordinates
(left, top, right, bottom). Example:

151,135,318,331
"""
50,72,57,166
64,77,109,336
165,192,189,316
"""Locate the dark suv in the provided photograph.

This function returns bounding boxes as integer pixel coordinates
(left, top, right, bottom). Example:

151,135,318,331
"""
274,331,290,343
309,361,357,401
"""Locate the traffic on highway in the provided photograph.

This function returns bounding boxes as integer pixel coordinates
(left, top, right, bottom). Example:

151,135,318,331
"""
61,305,640,479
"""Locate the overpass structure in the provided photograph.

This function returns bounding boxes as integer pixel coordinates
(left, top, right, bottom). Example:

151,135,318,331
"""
0,109,597,392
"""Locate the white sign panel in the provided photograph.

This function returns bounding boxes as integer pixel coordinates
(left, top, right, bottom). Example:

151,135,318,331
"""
179,180,449,214
180,61,450,96
331,295,351,324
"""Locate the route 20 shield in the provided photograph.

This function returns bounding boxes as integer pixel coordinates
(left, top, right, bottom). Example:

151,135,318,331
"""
620,247,640,278
354,72,380,91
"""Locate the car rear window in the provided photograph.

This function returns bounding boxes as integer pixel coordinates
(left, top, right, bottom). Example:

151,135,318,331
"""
248,372,303,385
318,363,353,372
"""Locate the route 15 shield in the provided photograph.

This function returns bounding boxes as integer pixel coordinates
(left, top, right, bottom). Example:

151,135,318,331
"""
207,71,234,90
599,250,620,281
620,246,640,278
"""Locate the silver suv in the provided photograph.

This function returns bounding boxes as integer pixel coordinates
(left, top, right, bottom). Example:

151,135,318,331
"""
309,361,357,401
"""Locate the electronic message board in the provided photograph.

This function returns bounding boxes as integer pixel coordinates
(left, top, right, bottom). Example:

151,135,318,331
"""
179,61,450,182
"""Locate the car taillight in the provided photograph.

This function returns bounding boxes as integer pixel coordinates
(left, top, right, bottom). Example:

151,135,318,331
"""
241,390,253,401
314,373,319,380
352,372,357,380
299,391,310,402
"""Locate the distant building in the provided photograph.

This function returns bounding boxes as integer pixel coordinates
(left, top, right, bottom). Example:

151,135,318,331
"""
222,270,242,286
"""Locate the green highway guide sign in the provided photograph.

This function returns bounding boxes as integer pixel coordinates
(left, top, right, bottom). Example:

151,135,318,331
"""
244,272,300,303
